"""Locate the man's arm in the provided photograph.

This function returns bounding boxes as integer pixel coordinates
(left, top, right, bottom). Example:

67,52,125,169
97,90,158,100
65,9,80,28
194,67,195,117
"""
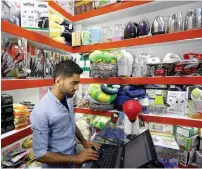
75,124,86,143
31,110,98,165
37,149,98,164
37,152,78,164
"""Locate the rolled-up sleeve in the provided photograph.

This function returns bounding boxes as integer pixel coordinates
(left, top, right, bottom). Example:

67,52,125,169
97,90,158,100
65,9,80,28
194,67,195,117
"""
30,110,49,159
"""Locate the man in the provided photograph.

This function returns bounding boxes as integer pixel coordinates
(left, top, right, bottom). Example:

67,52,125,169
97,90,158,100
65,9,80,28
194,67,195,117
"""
31,60,100,168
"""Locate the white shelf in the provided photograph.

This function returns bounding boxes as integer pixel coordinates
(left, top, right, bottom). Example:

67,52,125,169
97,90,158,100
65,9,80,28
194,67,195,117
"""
1,125,32,140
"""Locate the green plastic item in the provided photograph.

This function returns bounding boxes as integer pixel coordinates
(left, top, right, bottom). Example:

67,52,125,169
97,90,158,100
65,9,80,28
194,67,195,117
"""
154,95,164,105
89,50,117,63
92,116,110,129
87,84,117,103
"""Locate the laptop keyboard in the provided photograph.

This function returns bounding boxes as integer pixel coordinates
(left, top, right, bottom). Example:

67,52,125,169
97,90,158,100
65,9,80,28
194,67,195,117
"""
92,144,119,168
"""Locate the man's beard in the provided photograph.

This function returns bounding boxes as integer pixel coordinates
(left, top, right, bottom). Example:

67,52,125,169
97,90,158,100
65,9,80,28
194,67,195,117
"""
65,92,75,98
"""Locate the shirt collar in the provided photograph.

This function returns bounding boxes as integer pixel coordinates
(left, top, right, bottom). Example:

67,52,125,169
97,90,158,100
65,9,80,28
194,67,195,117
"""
48,88,70,105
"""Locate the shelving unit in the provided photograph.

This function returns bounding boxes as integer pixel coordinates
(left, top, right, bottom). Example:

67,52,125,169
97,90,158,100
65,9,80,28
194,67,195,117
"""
2,77,202,91
2,20,202,54
74,108,202,128
1,79,54,91
1,20,73,53
72,29,202,53
1,125,32,148
49,1,152,22
1,2,202,163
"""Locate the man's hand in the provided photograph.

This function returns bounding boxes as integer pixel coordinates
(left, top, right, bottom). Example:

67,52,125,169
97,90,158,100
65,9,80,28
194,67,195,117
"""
77,149,99,164
82,140,101,150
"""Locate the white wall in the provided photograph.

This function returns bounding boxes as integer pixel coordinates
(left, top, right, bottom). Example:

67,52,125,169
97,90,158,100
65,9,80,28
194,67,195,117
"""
2,88,40,104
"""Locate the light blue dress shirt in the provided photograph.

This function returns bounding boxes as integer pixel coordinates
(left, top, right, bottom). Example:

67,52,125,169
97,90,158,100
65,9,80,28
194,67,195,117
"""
30,89,76,168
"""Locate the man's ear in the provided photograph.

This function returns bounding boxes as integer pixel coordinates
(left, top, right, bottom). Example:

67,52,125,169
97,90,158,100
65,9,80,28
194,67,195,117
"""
55,76,63,87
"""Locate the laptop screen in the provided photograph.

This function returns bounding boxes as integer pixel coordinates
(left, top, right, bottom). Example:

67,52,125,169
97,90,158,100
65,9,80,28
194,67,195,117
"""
123,130,157,168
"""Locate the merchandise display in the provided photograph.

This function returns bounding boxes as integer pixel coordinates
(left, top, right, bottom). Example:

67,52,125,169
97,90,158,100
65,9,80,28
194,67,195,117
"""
1,94,14,134
1,1,202,169
151,133,180,168
87,84,118,111
49,13,73,45
1,37,72,78
1,0,20,26
20,0,49,31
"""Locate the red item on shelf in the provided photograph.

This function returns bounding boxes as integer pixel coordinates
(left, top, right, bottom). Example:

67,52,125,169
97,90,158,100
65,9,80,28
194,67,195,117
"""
123,100,142,121
184,53,202,60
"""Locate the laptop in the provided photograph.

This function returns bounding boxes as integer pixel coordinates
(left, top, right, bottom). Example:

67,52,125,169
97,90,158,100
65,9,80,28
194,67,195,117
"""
82,129,158,168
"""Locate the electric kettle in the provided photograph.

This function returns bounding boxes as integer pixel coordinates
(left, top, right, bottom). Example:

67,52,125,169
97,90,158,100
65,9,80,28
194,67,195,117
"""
151,16,166,35
138,19,150,36
124,21,139,39
168,12,183,33
184,8,202,31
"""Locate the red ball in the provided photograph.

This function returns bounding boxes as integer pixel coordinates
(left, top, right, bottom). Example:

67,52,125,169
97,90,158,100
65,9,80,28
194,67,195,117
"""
123,100,142,120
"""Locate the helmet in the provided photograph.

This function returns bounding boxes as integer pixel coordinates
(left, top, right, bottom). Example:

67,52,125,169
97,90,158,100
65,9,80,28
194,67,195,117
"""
163,53,181,64
138,19,150,36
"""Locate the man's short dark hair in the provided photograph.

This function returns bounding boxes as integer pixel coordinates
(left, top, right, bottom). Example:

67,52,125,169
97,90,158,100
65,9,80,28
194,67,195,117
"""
53,60,83,81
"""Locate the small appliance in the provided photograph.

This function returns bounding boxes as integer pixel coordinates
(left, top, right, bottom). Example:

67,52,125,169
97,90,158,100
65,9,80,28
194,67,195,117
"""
151,16,166,35
124,21,139,39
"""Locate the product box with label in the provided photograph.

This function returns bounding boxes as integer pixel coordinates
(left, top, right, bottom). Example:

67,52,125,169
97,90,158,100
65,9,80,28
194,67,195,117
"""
1,0,21,26
151,134,180,168
176,126,199,138
20,0,49,32
185,86,202,118
179,147,197,167
167,91,186,115
56,0,74,16
75,0,94,15
195,150,202,168
149,122,174,134
176,134,199,151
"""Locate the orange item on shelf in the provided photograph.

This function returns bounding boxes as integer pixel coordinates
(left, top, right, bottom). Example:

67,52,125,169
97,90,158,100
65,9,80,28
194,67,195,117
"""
15,122,29,130
189,112,202,119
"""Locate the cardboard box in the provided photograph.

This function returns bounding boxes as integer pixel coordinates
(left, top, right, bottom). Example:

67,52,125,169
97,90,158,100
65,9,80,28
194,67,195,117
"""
56,0,74,16
1,0,20,26
179,147,197,167
149,122,174,134
176,126,199,138
167,91,186,115
195,151,202,168
176,134,199,151
75,0,94,15
20,0,49,31
151,134,180,168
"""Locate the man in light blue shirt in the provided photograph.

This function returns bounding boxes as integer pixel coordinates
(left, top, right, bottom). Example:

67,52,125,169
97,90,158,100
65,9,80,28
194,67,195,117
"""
31,60,100,168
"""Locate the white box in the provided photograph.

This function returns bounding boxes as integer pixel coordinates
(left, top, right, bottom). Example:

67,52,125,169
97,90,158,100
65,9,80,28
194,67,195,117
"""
167,91,186,115
176,126,199,138
179,147,197,167
1,0,21,26
20,0,49,31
